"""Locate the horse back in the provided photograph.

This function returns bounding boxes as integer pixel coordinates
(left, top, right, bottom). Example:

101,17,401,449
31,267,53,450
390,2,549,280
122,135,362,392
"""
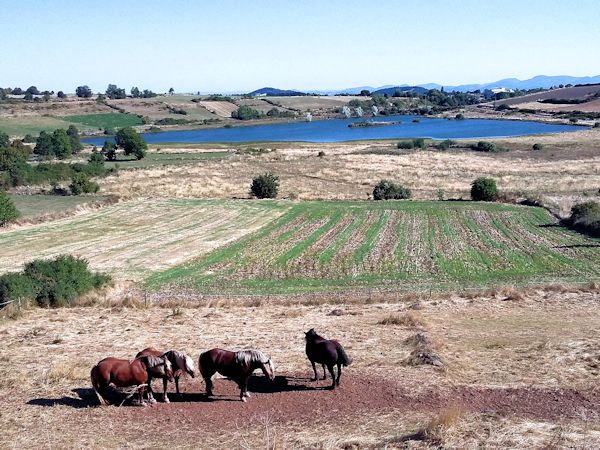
135,347,163,359
306,340,339,364
200,348,238,377
97,357,148,387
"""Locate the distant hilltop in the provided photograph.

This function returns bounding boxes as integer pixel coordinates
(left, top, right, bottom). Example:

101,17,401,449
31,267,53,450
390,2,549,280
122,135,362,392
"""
246,75,600,96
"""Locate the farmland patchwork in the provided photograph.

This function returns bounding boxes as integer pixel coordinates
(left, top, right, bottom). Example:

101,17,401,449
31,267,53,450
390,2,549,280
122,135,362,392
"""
146,201,600,294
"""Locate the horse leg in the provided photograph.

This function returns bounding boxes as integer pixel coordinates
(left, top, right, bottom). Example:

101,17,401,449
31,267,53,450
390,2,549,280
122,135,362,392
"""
139,385,147,406
240,376,249,402
322,364,327,380
175,376,182,398
327,365,336,389
204,376,214,397
146,377,156,404
336,363,342,386
311,361,318,381
162,377,170,403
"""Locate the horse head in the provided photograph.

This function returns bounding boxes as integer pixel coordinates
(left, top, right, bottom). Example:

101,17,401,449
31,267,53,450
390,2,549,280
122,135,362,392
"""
305,328,318,341
177,352,196,378
261,357,275,381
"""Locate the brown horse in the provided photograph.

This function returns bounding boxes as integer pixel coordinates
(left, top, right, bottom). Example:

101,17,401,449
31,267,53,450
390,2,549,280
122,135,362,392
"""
199,348,274,401
305,328,352,389
135,347,196,403
90,355,173,406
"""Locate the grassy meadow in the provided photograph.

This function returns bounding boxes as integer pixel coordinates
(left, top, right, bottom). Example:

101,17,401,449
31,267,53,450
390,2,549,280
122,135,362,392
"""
8,194,108,219
146,200,600,294
65,112,144,129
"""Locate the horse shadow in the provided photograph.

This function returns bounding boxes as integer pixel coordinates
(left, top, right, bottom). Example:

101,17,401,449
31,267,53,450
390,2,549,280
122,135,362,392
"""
27,388,98,409
248,374,329,393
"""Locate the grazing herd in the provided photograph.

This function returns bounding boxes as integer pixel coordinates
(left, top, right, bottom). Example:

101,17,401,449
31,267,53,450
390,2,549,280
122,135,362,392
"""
90,328,351,406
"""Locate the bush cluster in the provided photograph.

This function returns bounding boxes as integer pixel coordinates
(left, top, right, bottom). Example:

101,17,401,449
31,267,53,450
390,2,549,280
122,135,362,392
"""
397,138,426,150
232,106,263,120
373,180,412,200
471,141,508,153
0,255,111,308
34,125,82,159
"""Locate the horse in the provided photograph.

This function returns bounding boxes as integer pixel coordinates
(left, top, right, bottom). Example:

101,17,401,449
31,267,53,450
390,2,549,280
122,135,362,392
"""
305,328,352,389
90,355,173,406
199,348,275,401
135,347,196,403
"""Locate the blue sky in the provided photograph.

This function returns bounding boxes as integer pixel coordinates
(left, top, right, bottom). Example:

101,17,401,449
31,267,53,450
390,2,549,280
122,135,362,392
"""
1,0,599,93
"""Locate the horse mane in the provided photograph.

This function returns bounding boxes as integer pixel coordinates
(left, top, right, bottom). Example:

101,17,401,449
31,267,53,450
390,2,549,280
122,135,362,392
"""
163,350,195,373
234,350,270,368
305,328,325,342
140,355,166,369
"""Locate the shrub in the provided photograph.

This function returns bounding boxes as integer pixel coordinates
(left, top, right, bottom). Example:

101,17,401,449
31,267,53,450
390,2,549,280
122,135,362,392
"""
412,138,426,149
0,273,34,305
567,201,600,237
0,191,20,226
373,180,412,200
470,177,498,201
593,122,600,128
397,140,414,149
70,173,99,195
532,143,544,151
250,172,279,199
471,141,507,153
435,139,456,150
455,113,465,120
21,255,110,307
317,151,325,157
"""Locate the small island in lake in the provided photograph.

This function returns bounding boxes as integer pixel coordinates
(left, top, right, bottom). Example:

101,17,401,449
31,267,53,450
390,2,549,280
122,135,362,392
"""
348,120,401,128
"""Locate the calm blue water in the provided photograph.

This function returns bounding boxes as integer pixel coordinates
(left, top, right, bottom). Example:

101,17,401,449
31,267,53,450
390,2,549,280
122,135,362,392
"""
82,115,581,145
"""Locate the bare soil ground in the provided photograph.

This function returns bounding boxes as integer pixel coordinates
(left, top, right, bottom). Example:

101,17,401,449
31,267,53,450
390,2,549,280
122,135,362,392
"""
2,286,600,448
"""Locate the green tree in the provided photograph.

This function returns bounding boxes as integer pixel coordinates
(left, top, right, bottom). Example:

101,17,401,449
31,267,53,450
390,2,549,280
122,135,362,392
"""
75,85,93,98
26,86,40,95
57,91,67,99
0,131,9,147
102,141,117,161
34,131,54,157
105,84,126,99
250,172,279,198
471,177,498,202
0,190,20,226
115,127,147,159
169,87,174,95
51,129,72,159
232,106,262,120
66,125,83,153
131,86,141,98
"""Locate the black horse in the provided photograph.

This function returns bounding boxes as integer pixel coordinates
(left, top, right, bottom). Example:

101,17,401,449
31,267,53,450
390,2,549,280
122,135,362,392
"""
304,328,352,389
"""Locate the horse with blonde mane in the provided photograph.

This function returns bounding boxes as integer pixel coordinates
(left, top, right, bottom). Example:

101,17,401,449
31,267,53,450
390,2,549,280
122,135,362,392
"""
90,355,173,406
135,347,196,403
199,348,275,401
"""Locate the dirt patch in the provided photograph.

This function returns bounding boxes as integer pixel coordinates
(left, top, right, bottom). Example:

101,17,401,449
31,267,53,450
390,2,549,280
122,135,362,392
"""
33,373,600,434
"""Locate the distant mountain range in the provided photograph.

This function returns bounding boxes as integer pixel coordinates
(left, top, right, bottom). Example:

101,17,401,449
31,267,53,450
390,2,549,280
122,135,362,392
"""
246,75,600,96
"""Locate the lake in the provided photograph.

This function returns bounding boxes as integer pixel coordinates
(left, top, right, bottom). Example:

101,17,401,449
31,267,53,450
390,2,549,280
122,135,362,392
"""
82,115,582,146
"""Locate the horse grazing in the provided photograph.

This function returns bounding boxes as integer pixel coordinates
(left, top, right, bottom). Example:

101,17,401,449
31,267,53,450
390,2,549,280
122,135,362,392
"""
90,355,173,406
305,328,352,389
199,348,275,401
135,347,196,403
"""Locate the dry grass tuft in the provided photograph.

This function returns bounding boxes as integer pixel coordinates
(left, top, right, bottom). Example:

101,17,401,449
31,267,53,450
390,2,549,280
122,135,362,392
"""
423,405,465,444
378,311,426,328
41,361,89,386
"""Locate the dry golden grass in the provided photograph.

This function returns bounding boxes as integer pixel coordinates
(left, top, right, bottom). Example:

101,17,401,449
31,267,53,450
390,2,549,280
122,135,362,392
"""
98,129,600,216
377,311,426,328
2,288,600,448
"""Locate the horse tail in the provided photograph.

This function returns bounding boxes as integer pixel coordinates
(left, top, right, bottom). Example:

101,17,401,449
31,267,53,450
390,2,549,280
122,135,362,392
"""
90,365,108,406
337,344,353,366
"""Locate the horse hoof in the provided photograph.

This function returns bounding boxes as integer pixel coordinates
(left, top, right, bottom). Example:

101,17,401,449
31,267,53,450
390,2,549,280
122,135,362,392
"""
163,398,170,403
311,377,317,382
148,398,157,404
241,397,247,402
140,402,148,407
